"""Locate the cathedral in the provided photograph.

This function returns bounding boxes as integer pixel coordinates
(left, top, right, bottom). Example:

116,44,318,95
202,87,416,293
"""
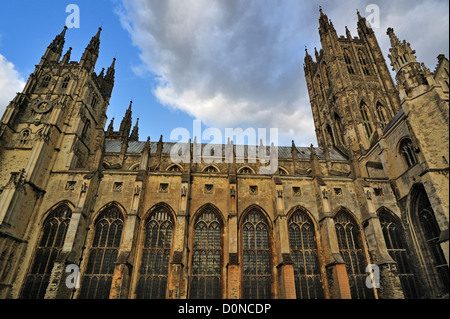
0,9,448,299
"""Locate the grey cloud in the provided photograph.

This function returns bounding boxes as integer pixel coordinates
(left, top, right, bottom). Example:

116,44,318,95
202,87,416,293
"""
118,0,448,146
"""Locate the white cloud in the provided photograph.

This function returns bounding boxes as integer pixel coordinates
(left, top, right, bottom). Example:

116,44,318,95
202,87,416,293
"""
0,53,25,116
117,0,448,146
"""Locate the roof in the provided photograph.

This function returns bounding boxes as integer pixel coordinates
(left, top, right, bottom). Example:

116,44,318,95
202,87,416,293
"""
383,108,405,134
104,140,347,161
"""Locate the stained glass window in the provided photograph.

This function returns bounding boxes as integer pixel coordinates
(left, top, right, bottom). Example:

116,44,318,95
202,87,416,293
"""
379,209,419,299
415,190,449,294
136,207,173,299
289,210,324,299
242,210,271,299
399,139,418,168
189,208,222,299
79,205,124,299
334,210,374,299
360,101,373,138
21,205,72,299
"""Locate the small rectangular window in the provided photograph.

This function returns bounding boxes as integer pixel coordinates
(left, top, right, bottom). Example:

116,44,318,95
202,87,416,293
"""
159,183,169,193
250,185,258,195
205,184,214,194
293,187,301,197
65,181,76,191
374,188,384,197
113,182,123,192
334,188,343,196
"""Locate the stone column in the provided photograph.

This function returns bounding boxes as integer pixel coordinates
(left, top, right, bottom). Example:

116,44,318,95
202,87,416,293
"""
317,185,351,299
168,174,190,299
273,178,296,299
360,186,404,299
227,181,240,299
109,179,143,299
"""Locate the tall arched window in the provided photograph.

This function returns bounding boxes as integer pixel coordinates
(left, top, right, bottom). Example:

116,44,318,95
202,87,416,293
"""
359,50,370,75
79,205,124,299
190,207,222,299
242,209,272,299
378,209,419,299
334,113,344,145
322,62,331,88
360,101,373,138
376,102,388,129
344,50,355,74
413,188,449,294
288,209,324,299
334,210,374,299
21,204,72,299
399,138,418,168
19,129,31,145
61,76,70,89
136,206,173,299
40,75,51,88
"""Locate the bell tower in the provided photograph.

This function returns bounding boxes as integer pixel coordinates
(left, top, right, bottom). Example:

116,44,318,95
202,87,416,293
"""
304,8,401,156
0,25,115,256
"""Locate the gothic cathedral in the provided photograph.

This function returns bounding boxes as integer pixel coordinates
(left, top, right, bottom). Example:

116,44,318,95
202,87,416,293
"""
0,9,448,299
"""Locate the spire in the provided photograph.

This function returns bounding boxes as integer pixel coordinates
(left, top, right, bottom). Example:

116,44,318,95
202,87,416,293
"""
119,101,133,138
40,26,67,64
81,27,102,70
106,117,115,137
357,9,374,35
129,118,139,141
105,57,116,82
61,47,72,64
101,57,116,98
49,26,67,54
387,28,401,50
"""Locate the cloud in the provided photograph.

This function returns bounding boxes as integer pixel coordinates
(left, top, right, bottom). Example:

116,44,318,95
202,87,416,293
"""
0,53,25,116
117,0,448,146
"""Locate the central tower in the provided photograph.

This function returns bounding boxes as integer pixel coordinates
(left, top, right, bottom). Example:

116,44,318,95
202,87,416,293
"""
304,9,401,156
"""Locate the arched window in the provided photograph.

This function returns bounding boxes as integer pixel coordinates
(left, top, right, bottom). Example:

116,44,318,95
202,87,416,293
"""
19,129,31,145
136,206,173,299
242,209,272,299
190,207,222,299
278,168,288,176
399,138,417,168
21,204,72,299
334,113,344,145
238,167,254,175
167,164,182,172
376,102,388,129
322,62,331,88
61,76,70,89
413,189,449,294
378,209,419,299
334,210,374,299
326,125,335,147
344,50,355,74
81,119,91,141
288,209,324,299
204,166,219,173
79,205,124,299
91,94,98,108
40,75,51,88
359,50,370,75
360,101,373,138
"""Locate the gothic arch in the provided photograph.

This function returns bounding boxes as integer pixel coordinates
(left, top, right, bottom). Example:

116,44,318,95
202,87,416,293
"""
407,184,449,296
91,201,127,225
189,203,224,299
166,163,183,172
134,202,176,299
20,202,73,299
237,166,256,175
37,200,75,226
286,205,325,299
239,204,273,230
202,164,220,173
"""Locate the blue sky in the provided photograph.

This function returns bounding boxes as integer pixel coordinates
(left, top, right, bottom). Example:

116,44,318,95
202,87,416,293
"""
0,0,448,146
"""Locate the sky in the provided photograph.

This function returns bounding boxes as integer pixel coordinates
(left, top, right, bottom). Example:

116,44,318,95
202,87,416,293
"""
0,0,448,146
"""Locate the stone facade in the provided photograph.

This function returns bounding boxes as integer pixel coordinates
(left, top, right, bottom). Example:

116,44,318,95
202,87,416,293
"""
0,10,448,299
